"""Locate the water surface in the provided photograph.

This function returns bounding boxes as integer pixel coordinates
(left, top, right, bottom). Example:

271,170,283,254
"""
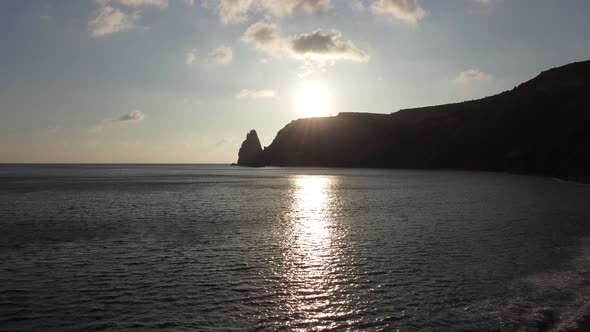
1,164,589,331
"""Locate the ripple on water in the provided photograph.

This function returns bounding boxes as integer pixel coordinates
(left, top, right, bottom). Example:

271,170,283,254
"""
1,166,590,331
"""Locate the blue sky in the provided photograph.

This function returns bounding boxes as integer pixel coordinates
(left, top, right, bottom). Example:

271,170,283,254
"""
0,0,589,163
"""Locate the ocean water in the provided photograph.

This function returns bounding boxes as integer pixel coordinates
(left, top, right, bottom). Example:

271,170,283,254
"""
1,164,590,331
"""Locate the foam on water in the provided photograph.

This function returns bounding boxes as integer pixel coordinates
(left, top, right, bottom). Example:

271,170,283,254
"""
457,237,590,331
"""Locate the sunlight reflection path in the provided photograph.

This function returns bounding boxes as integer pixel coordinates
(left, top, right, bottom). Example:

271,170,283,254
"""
292,176,333,245
279,175,350,330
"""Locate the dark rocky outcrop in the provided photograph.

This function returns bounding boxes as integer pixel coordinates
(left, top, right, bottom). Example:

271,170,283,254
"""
237,130,263,166
237,60,590,179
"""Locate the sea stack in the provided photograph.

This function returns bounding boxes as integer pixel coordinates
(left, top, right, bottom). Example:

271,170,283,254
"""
237,130,263,166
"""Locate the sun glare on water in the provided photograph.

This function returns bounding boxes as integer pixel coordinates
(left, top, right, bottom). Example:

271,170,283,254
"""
295,83,332,118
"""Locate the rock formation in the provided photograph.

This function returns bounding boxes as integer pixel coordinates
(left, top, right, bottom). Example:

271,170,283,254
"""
236,60,590,180
237,130,263,166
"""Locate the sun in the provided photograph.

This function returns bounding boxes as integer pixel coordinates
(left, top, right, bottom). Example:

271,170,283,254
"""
295,83,332,118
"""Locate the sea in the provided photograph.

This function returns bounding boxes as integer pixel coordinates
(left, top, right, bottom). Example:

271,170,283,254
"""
1,164,589,331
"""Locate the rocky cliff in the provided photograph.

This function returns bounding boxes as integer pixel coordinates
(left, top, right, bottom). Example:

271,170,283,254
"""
237,60,590,179
237,130,263,166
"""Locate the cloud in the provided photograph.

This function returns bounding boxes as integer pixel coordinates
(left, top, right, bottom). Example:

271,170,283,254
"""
242,21,369,69
186,46,233,66
242,21,284,56
217,0,253,24
88,4,141,37
88,0,170,38
351,1,365,12
186,49,196,64
88,110,145,133
214,138,235,147
370,0,426,24
290,30,369,63
236,89,278,100
113,110,146,123
263,0,332,16
216,0,332,24
117,0,168,8
208,46,233,65
455,69,492,84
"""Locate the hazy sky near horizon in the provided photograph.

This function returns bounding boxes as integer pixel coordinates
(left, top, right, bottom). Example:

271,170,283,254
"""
1,0,589,163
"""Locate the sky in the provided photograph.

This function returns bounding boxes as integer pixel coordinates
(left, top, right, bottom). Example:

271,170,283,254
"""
0,0,589,163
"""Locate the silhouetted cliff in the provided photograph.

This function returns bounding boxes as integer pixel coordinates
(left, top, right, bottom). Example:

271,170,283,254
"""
237,130,263,166
238,60,590,178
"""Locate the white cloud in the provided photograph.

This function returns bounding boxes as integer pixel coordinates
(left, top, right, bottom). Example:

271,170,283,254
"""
88,4,141,38
370,0,426,24
263,0,332,16
218,0,253,24
351,0,365,12
113,110,146,122
186,49,197,64
242,21,369,68
216,0,332,24
185,46,232,66
236,89,278,100
242,21,285,56
117,0,168,8
455,69,492,84
208,46,233,65
88,0,170,38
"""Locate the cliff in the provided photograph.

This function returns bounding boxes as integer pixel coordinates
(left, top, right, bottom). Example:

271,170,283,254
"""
237,130,263,166
237,60,590,178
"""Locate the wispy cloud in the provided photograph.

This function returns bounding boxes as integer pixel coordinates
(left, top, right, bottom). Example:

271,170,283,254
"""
207,46,233,65
88,3,141,38
86,110,145,133
262,0,332,16
89,0,171,38
455,69,492,84
186,49,197,65
351,0,365,12
116,0,168,8
370,0,427,24
113,110,146,123
236,89,278,100
216,0,253,24
215,0,332,24
186,46,232,66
